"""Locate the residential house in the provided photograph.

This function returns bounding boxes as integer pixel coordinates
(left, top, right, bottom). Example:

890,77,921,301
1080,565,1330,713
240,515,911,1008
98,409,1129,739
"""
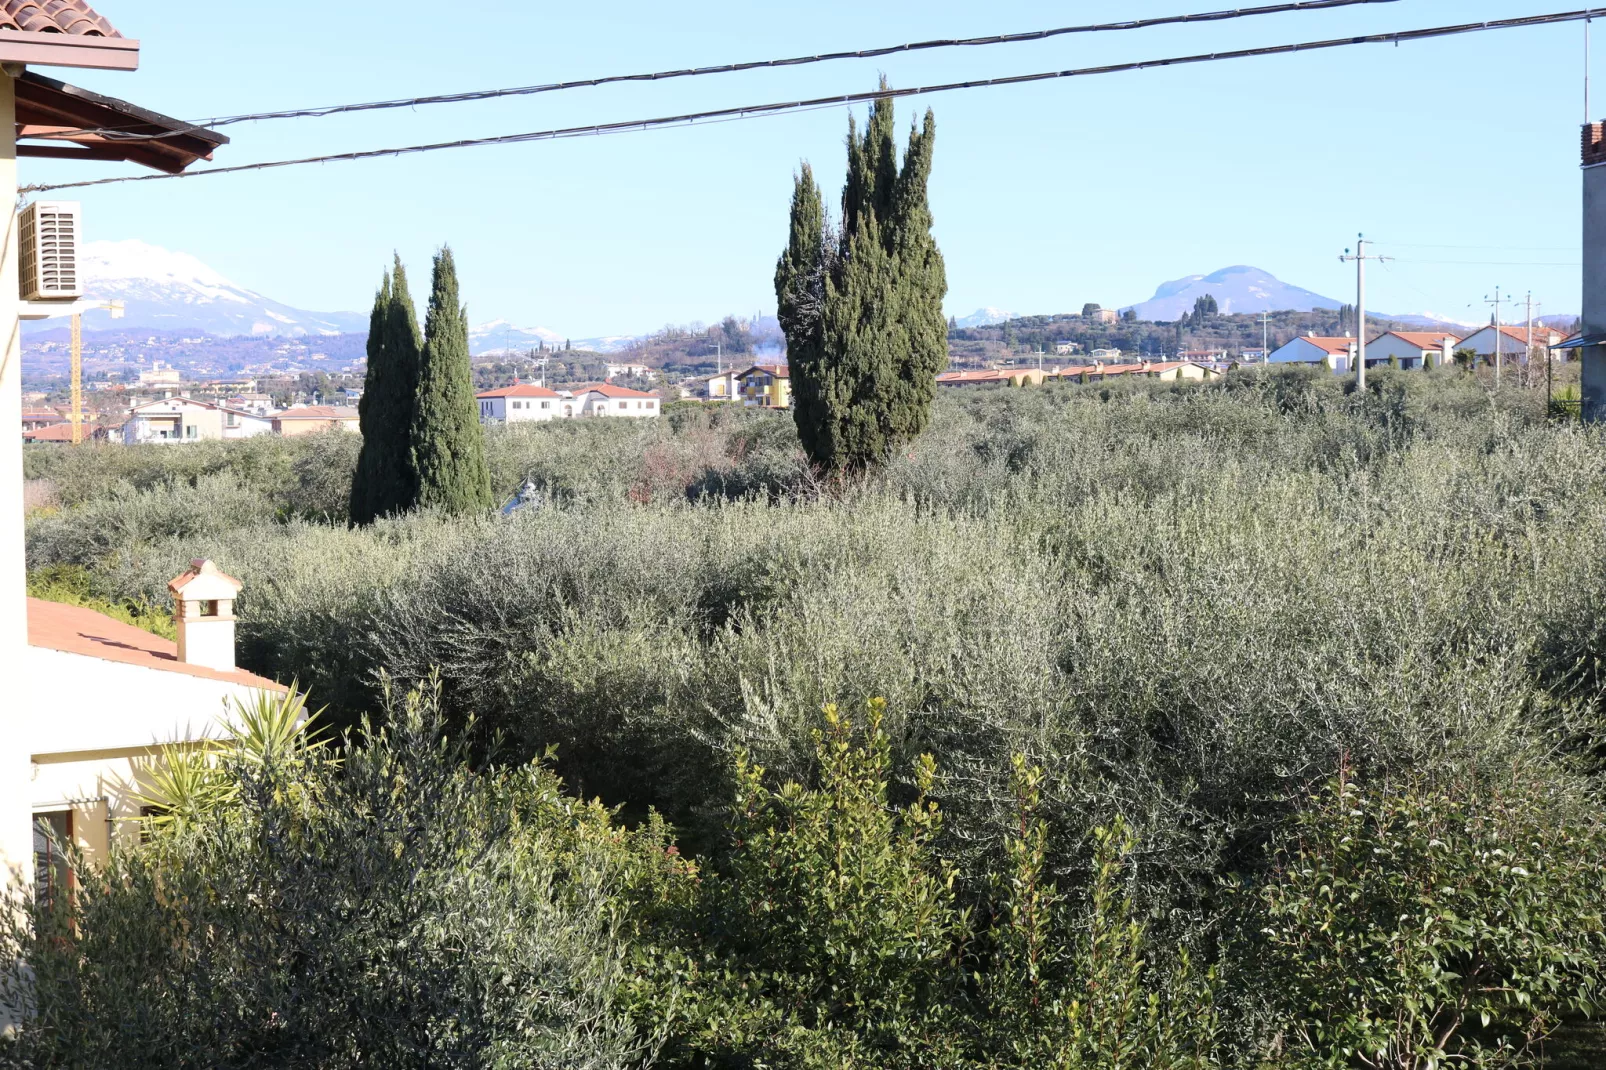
220,406,274,439
25,562,287,906
1086,308,1119,324
24,420,109,444
737,364,791,409
122,396,225,444
703,369,741,400
1364,331,1461,370
227,392,277,416
477,382,563,424
137,361,183,387
1067,361,1223,384
1268,334,1357,372
570,383,661,418
21,408,63,431
1453,324,1565,363
0,0,232,911
1090,347,1123,361
604,362,651,380
1178,349,1230,362
937,369,1013,387
1054,341,1080,356
273,405,360,435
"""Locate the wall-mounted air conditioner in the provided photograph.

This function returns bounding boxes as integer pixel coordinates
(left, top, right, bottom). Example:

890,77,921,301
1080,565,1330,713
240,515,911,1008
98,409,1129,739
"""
19,200,82,301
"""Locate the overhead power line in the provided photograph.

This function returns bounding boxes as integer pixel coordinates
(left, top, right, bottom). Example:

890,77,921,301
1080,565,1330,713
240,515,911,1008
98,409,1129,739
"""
36,0,1401,142
23,7,1605,195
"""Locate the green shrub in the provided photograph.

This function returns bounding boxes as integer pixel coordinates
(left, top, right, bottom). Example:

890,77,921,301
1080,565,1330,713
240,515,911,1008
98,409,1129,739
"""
0,684,669,1069
1253,763,1606,1068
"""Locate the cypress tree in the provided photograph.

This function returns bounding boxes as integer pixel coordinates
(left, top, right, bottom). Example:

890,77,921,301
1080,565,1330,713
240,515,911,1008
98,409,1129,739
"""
411,246,493,514
349,256,423,524
777,84,947,474
775,163,831,466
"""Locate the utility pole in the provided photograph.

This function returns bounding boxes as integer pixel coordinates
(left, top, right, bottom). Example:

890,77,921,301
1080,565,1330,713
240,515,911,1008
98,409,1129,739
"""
1339,235,1389,389
1526,291,1535,384
1261,310,1269,362
1486,287,1506,386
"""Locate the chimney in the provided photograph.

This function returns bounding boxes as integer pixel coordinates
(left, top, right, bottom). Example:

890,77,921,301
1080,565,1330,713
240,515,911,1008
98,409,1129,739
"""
167,559,244,673
1441,337,1453,369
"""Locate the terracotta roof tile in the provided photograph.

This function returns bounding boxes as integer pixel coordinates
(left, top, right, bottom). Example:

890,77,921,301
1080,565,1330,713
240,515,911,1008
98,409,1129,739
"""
1384,331,1461,348
275,405,358,420
478,383,560,399
0,0,120,36
573,383,657,399
27,598,287,692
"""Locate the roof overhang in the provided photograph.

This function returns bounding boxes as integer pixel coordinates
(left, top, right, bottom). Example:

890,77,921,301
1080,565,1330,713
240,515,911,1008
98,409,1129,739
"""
1549,333,1606,350
15,70,226,174
0,30,137,71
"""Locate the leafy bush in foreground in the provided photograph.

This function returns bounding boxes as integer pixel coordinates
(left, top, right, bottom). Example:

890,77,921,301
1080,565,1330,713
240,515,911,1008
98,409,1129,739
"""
1,686,663,1070
1254,764,1606,1069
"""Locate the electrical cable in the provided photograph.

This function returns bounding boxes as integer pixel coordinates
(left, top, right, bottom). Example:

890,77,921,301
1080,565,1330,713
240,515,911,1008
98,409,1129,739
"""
29,0,1403,142
23,7,1605,194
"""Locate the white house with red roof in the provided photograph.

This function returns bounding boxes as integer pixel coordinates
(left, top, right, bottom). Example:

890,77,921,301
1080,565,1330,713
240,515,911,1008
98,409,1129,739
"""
569,382,661,418
1453,324,1565,363
1364,330,1461,370
23,561,287,903
477,382,565,423
1267,334,1358,372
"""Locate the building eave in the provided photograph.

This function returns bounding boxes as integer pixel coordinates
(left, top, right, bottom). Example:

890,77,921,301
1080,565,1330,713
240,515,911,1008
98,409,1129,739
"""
0,31,138,71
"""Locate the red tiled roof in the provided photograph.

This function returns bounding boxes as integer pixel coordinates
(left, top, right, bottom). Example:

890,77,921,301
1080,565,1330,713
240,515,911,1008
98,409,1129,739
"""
275,405,358,420
27,598,287,692
23,422,77,441
1287,336,1357,356
937,369,1010,383
1494,325,1560,345
0,0,120,36
477,383,560,399
1385,330,1461,348
574,383,657,399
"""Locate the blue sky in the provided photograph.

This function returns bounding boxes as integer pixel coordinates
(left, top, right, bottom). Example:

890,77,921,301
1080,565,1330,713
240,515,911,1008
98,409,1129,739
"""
29,0,1597,334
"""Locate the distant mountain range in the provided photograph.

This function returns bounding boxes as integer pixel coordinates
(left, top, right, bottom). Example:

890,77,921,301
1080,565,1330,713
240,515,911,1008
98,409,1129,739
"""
1122,266,1339,321
26,240,372,338
953,307,1016,328
24,244,1575,365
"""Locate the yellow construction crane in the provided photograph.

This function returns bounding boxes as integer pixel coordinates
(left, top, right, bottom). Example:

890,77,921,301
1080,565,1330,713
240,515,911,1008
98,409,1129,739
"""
70,312,83,445
41,301,122,445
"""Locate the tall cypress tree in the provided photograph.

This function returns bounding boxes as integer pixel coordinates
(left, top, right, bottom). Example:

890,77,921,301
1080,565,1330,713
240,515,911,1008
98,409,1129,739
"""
411,246,493,514
775,163,831,465
349,256,423,524
777,85,947,474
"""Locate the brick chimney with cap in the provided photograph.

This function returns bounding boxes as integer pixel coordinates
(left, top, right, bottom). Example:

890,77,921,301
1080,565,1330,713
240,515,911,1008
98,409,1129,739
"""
168,559,244,673
1582,123,1606,419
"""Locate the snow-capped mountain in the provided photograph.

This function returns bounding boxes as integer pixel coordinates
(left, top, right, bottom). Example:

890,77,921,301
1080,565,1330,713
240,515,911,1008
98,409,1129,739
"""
1124,266,1341,321
31,240,370,338
953,307,1015,328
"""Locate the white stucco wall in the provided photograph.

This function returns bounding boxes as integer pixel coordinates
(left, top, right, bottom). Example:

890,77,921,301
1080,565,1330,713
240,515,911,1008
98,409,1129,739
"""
0,72,30,908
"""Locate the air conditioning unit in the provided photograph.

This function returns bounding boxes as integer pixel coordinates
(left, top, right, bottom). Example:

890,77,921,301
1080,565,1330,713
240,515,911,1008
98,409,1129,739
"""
19,200,82,301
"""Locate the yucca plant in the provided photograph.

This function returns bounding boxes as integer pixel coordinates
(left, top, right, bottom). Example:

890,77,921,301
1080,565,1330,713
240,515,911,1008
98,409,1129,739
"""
134,684,326,835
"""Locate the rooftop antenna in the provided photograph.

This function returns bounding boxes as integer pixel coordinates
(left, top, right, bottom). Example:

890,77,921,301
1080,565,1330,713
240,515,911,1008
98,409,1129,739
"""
1589,14,1593,124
